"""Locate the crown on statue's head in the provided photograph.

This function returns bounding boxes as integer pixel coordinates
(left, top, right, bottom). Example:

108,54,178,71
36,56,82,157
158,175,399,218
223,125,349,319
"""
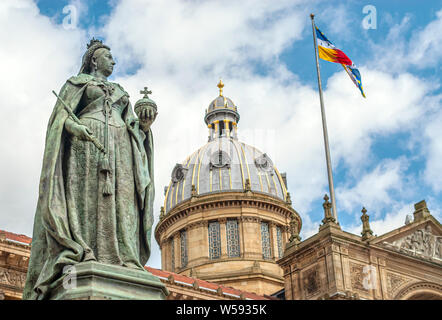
87,38,104,49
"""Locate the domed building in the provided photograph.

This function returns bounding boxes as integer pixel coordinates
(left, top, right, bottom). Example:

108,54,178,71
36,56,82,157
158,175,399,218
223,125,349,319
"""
155,80,301,295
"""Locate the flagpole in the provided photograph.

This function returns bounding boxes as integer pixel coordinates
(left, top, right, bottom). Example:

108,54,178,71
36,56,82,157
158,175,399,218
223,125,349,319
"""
310,13,338,222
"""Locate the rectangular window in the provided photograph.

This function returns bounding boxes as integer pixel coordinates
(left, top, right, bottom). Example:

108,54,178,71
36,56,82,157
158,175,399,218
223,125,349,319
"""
276,226,283,259
180,230,188,268
261,222,271,259
170,238,175,271
227,219,240,258
208,221,221,259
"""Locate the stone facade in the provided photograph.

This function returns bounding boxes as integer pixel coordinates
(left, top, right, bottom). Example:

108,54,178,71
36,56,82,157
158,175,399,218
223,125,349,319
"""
278,200,442,300
0,230,31,300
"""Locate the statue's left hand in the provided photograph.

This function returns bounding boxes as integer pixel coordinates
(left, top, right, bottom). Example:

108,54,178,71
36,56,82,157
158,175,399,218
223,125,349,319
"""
137,105,157,130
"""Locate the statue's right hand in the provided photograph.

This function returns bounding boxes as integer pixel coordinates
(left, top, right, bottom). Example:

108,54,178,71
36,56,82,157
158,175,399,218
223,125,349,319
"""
65,118,94,141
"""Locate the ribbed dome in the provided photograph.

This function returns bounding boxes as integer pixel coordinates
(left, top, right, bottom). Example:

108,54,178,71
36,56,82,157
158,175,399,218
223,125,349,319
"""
164,136,288,213
207,95,237,113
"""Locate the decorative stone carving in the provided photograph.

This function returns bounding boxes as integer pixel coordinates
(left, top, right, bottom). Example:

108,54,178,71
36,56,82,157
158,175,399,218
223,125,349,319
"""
191,184,197,198
321,194,335,225
209,150,230,169
288,214,301,245
303,266,320,297
394,281,442,300
360,207,374,241
286,192,292,205
171,163,188,183
239,216,261,223
244,178,251,192
349,263,369,292
254,153,273,172
386,272,412,297
382,224,442,264
0,267,27,288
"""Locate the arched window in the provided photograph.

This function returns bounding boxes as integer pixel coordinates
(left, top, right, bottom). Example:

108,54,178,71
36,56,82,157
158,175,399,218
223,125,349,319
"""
276,226,283,259
227,219,240,257
170,238,175,271
208,221,221,259
261,222,271,259
180,230,188,268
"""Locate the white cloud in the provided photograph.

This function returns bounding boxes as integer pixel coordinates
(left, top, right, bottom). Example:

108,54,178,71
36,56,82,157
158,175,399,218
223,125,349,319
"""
337,158,408,217
371,9,442,72
102,0,308,78
344,202,414,237
423,106,442,193
409,9,442,68
344,200,442,239
0,0,86,234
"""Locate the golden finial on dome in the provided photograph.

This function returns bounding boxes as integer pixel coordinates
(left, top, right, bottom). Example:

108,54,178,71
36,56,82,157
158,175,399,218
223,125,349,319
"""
217,79,224,96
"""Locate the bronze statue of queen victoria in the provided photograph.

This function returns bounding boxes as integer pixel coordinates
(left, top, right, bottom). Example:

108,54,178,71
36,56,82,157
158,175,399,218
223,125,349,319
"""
23,39,158,299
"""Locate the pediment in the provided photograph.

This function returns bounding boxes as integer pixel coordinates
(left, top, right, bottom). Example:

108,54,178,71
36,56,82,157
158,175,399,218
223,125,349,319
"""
372,217,442,264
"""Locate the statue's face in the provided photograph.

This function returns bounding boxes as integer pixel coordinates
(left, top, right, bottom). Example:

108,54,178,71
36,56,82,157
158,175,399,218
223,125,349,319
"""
94,48,115,77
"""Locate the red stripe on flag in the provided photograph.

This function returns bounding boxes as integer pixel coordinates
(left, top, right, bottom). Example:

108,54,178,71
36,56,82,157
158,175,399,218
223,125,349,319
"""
334,49,352,66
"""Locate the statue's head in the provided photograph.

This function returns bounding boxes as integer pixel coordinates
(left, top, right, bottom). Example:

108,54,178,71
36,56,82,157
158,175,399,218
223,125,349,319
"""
79,38,115,76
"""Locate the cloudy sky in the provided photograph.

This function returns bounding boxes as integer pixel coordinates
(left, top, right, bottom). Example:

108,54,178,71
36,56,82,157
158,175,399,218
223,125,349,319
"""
0,0,441,269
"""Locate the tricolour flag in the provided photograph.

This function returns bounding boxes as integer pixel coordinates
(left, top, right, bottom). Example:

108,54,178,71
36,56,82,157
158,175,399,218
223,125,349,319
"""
316,26,366,98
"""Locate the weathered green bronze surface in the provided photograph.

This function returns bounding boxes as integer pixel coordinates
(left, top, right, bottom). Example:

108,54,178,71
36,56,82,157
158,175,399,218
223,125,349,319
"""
23,39,162,300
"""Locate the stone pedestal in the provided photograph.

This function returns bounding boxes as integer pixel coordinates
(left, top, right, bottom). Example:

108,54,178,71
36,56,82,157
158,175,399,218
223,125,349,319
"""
49,261,169,300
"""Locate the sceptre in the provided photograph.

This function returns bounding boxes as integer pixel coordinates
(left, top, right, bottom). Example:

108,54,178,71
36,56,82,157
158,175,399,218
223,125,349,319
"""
52,90,106,154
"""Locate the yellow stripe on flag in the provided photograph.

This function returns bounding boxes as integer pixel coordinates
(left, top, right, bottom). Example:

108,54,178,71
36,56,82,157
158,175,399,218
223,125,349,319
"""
318,46,338,63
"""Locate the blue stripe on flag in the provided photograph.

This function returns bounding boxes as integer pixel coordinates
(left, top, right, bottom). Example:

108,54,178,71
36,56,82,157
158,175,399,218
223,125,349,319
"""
315,27,333,45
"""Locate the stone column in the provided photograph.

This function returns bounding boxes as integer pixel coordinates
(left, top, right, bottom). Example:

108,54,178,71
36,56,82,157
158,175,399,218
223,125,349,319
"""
377,257,388,300
160,239,167,270
173,232,180,271
219,218,228,259
188,221,208,266
224,119,230,137
331,244,345,292
283,225,290,251
213,120,219,138
325,245,336,291
241,216,261,259
269,222,278,260
340,245,352,292
238,216,245,258
289,263,302,300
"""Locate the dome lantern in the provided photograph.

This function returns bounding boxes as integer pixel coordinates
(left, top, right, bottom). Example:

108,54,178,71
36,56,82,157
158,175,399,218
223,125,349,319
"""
205,80,240,141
